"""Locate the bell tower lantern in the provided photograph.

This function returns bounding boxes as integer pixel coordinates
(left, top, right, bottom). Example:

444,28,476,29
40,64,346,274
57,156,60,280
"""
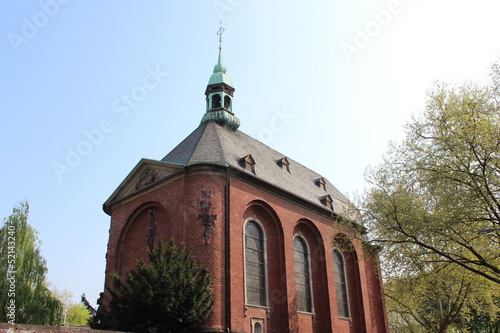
201,25,240,132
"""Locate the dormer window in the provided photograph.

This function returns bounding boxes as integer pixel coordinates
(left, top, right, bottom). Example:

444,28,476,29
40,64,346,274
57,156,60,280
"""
240,154,256,174
320,195,334,210
315,177,326,191
277,157,290,173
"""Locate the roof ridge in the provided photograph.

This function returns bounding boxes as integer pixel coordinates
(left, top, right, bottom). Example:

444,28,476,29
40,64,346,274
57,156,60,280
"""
184,122,209,164
161,122,209,164
211,122,228,165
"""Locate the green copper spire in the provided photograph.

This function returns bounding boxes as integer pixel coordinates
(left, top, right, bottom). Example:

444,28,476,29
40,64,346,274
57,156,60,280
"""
208,48,233,86
213,48,227,74
201,25,240,132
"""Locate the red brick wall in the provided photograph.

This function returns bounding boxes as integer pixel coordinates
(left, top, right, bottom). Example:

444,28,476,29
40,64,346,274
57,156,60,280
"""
104,170,228,331
103,167,389,333
227,176,388,333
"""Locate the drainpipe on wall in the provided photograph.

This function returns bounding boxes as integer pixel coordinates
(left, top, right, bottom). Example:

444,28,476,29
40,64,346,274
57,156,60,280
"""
225,165,231,333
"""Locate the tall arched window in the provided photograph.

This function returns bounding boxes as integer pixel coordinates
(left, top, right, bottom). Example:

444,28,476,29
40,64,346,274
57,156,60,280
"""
294,236,312,312
333,249,350,318
245,221,266,306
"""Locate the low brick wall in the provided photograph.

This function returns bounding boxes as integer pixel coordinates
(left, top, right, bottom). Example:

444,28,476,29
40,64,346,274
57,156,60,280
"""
0,323,123,333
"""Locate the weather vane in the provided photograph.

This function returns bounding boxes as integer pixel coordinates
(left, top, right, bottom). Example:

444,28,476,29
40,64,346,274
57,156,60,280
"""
217,21,225,49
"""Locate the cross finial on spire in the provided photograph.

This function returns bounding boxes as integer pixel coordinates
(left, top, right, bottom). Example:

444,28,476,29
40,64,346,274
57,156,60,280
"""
217,21,225,50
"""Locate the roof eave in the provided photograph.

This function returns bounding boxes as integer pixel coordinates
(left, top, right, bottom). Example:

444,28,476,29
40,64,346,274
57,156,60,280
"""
226,164,362,229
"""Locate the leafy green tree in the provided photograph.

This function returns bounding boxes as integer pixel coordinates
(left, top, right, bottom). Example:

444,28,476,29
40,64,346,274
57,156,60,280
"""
52,288,92,326
96,239,213,333
385,263,499,333
81,293,101,328
362,61,500,284
52,288,73,325
65,304,91,326
0,201,63,325
360,60,500,331
463,300,500,333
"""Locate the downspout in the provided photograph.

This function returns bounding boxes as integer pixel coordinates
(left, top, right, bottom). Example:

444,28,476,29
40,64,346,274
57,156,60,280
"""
225,165,231,333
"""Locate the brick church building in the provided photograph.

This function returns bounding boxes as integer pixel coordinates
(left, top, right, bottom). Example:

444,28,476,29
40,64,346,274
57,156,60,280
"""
102,42,389,332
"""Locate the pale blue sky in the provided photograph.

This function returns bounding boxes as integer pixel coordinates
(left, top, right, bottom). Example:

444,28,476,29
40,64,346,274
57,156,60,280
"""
1,0,499,305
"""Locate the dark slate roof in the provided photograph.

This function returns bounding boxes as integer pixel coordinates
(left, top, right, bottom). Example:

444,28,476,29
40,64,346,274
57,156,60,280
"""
162,121,355,219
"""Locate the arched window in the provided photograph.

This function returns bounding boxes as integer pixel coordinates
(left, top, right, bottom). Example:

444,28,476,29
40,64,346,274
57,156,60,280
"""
294,236,312,312
333,249,350,318
251,318,265,333
224,95,231,110
245,221,266,306
212,94,221,109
